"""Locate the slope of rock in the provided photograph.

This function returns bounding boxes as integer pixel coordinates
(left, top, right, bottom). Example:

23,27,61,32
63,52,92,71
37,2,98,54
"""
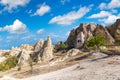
40,36,53,62
107,19,120,41
66,19,120,49
34,39,44,52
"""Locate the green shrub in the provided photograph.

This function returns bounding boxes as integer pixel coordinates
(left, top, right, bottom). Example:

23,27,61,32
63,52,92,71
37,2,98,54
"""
0,56,18,71
87,36,106,51
61,43,68,50
17,67,21,71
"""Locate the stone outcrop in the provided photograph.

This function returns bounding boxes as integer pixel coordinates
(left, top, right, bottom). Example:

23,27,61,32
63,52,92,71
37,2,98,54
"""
54,41,62,51
34,39,44,52
40,36,53,62
32,36,53,62
50,48,83,65
20,44,34,51
17,50,34,65
10,45,34,65
66,19,120,49
107,19,120,41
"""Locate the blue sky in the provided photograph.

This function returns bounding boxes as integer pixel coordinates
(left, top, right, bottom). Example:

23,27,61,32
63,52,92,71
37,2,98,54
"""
0,0,120,49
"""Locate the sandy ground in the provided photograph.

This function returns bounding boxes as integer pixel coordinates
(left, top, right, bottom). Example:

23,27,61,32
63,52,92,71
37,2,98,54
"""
1,53,120,80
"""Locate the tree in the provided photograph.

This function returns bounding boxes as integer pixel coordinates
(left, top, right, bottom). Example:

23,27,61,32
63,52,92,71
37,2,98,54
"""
87,35,106,51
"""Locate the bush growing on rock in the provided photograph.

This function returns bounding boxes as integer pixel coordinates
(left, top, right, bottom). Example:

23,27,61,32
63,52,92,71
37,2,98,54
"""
87,36,106,51
0,56,18,71
61,43,68,50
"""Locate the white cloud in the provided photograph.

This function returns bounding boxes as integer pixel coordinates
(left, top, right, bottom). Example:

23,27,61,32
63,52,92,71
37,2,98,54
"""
49,6,90,25
111,9,118,13
0,19,27,34
49,33,58,38
99,0,120,9
88,11,111,18
21,35,36,40
27,9,32,14
99,3,106,10
99,14,120,24
108,0,120,9
33,3,50,16
37,29,45,34
0,0,30,12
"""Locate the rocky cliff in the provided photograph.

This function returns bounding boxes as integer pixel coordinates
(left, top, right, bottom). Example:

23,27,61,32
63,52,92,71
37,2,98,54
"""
66,19,120,49
33,36,53,62
0,36,53,65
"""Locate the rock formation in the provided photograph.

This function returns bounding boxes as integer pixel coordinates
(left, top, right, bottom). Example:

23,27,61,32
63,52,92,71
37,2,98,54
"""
107,19,120,42
20,44,34,51
66,19,120,49
32,36,53,62
34,39,44,52
40,36,53,62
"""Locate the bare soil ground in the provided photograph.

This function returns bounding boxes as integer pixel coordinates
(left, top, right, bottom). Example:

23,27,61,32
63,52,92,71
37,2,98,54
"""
1,52,120,80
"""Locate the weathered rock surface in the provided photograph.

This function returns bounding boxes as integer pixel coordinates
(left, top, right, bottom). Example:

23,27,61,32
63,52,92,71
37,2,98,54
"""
54,41,62,51
51,48,82,64
40,36,53,62
17,50,34,65
20,44,34,51
107,19,120,41
34,39,44,52
66,19,120,49
32,36,54,62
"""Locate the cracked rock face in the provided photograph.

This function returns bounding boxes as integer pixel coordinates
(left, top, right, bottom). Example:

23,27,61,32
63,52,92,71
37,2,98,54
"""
32,36,54,62
34,39,44,52
107,19,120,41
40,36,53,62
66,19,120,49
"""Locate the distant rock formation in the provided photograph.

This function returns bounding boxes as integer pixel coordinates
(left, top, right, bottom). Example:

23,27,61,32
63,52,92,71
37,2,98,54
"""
107,19,120,42
20,44,34,51
34,39,44,52
32,36,53,63
66,19,120,49
40,36,53,62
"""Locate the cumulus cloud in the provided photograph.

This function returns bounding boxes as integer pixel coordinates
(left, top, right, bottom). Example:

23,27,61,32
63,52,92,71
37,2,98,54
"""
99,3,106,10
37,29,45,34
0,19,27,34
88,11,111,18
99,0,120,9
0,0,30,12
108,0,120,9
99,14,120,24
49,6,90,25
33,3,50,16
